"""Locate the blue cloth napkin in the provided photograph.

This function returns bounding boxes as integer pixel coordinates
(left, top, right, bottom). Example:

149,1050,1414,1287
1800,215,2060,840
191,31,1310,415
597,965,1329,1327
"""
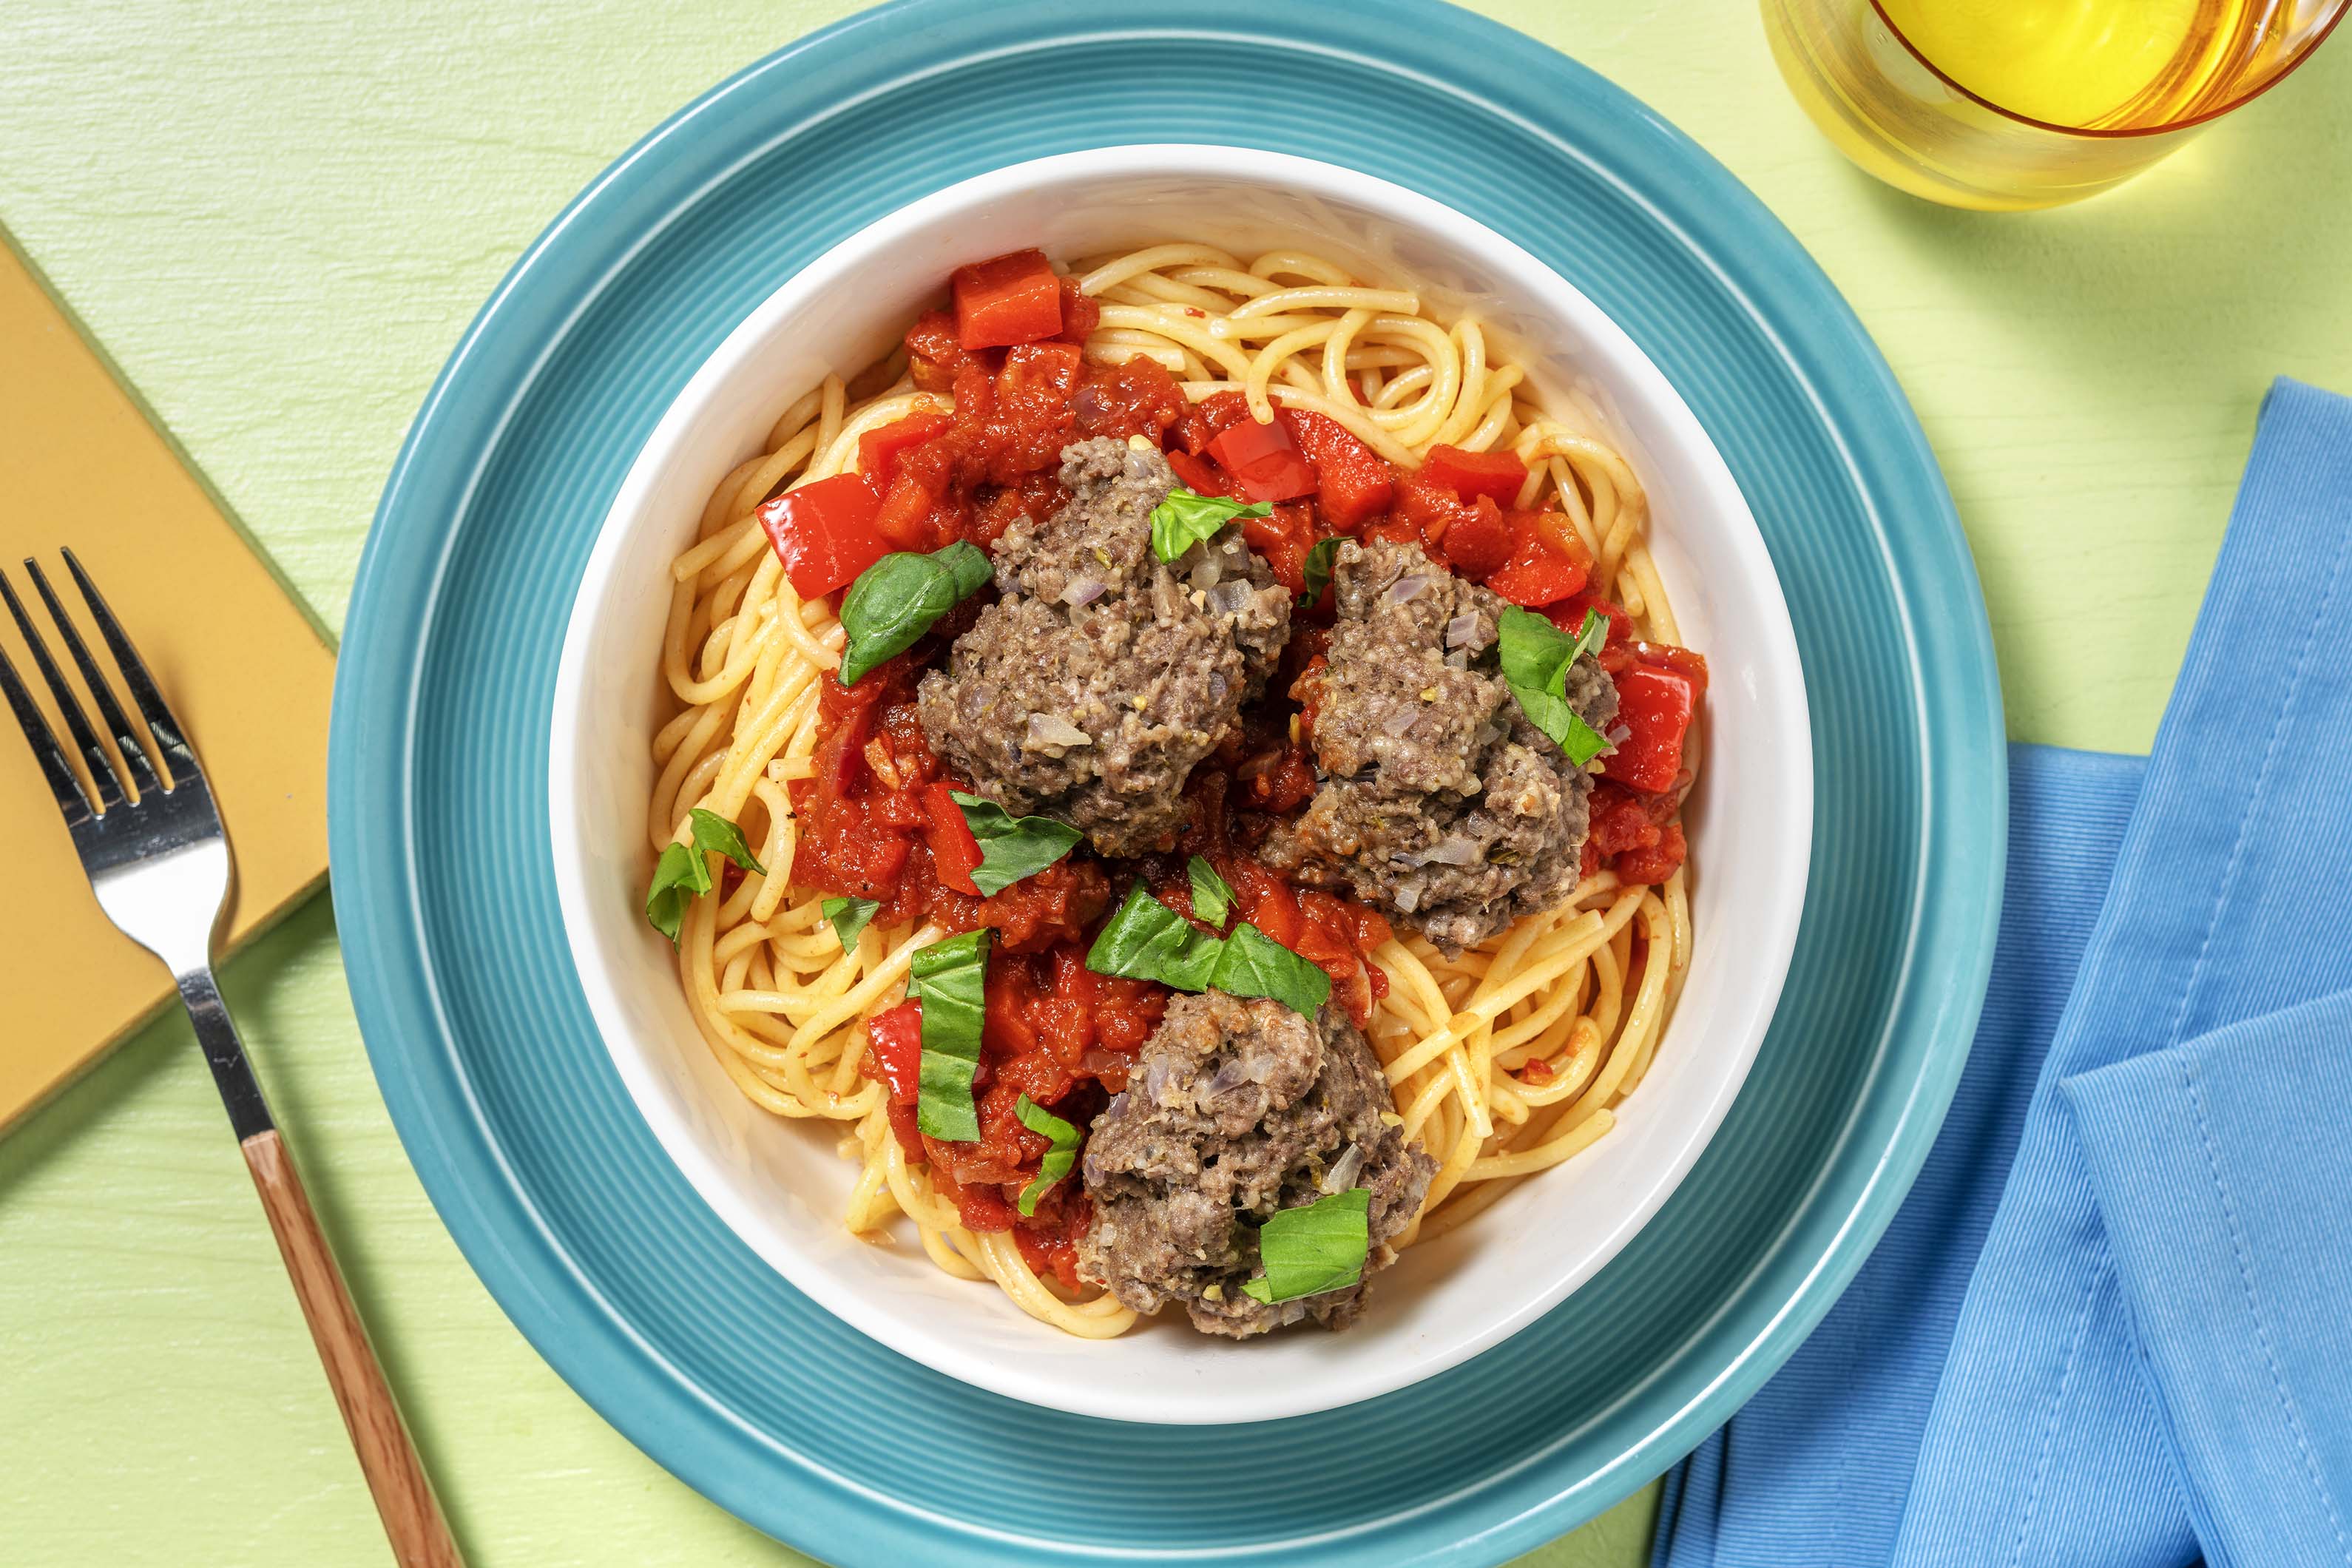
1654,377,2352,1568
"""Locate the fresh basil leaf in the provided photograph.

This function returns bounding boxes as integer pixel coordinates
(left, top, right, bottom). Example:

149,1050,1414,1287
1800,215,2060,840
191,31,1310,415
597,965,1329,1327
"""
1086,881,1223,992
1565,606,1608,664
1498,605,1612,766
940,539,993,598
837,541,993,686
1559,711,1612,767
1209,922,1333,1018
1013,1093,1083,1217
1240,1187,1372,1303
643,808,764,944
1297,535,1342,606
1149,485,1271,564
822,896,879,950
687,807,766,876
1186,855,1234,927
643,840,710,944
1087,885,1330,1018
948,790,1083,896
1497,604,1575,694
910,930,990,1142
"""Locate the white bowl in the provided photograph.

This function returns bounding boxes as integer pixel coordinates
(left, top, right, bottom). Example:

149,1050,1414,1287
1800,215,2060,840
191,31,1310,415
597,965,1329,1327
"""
550,146,1811,1425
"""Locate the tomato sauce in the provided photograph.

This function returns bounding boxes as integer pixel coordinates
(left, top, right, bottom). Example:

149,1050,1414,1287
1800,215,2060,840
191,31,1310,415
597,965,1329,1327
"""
788,257,1707,1263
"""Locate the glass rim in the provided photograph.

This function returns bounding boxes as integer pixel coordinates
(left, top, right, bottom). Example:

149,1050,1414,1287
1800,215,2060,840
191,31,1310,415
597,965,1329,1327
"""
1868,0,2351,139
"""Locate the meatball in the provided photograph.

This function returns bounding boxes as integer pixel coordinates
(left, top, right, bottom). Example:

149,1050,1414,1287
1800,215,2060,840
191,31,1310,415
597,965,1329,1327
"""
1263,539,1617,954
916,437,1291,856
1079,989,1436,1337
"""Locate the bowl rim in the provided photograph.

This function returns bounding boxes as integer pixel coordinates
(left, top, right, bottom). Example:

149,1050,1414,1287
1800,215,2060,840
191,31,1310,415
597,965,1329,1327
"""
545,141,1814,1423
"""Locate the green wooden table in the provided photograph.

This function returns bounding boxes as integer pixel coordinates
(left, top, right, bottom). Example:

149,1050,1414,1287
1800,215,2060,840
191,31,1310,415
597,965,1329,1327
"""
4,3,2347,1563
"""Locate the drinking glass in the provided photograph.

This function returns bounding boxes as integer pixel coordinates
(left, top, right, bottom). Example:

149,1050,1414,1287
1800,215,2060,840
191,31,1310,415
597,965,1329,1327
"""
1762,0,2350,209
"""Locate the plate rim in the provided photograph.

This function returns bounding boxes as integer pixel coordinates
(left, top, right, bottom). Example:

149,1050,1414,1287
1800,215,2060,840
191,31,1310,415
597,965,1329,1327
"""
328,1,2007,1561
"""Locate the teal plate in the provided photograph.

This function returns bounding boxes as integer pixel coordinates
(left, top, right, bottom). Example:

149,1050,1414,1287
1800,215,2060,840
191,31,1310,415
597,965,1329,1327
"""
328,2,2005,1562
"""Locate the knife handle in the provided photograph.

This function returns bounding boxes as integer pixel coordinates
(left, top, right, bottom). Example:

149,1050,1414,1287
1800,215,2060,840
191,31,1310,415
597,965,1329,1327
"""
242,1127,464,1568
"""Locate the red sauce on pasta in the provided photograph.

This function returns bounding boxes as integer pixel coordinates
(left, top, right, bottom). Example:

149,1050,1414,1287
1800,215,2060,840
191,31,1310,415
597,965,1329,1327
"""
792,271,1706,1258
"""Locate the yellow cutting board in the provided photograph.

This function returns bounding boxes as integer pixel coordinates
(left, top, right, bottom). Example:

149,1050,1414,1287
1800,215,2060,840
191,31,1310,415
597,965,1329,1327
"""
0,233,335,1129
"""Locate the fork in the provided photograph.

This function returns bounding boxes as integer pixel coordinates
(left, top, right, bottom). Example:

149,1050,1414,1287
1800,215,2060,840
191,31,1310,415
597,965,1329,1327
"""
0,550,462,1568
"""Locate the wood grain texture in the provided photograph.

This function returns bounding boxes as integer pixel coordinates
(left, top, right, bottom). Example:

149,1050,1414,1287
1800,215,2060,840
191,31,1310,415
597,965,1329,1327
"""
242,1129,462,1568
0,2,2346,1566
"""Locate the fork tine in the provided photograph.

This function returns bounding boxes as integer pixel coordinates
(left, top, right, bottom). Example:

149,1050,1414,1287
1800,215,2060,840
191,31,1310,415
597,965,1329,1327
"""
0,567,123,809
24,557,164,797
0,636,94,822
61,548,200,783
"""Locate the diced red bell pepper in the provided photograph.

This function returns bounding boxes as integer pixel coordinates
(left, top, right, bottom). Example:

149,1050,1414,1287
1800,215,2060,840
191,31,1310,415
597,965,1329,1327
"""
1164,448,1235,498
951,249,1064,350
919,781,984,896
858,412,952,494
1548,590,1634,649
1278,410,1393,530
1175,389,1254,457
1439,496,1514,579
1421,443,1529,504
1207,416,1319,502
1604,663,1698,793
862,999,925,1102
758,472,888,601
1050,276,1100,344
1484,513,1591,606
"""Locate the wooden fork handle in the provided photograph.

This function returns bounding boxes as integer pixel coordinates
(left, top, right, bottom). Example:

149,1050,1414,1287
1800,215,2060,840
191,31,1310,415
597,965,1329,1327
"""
242,1128,464,1568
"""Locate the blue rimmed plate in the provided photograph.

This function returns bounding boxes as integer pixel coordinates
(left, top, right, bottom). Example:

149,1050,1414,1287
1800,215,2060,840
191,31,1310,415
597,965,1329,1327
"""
328,2,2004,1563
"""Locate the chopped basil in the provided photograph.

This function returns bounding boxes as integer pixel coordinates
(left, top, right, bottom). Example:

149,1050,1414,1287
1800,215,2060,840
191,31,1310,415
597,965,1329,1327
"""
1240,1188,1373,1303
643,844,704,945
1013,1093,1082,1217
1186,854,1234,927
1149,485,1271,563
1558,711,1612,766
1085,882,1330,1017
837,541,992,686
1297,535,1342,606
1497,604,1575,691
948,790,1083,896
821,896,879,950
643,808,767,944
1497,605,1612,767
1087,882,1223,993
1565,606,1608,663
910,930,990,1142
1209,922,1333,1018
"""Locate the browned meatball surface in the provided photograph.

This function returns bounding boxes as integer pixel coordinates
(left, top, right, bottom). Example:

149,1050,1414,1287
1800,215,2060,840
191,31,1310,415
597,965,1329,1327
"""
1078,989,1435,1337
916,437,1290,856
1263,539,1617,954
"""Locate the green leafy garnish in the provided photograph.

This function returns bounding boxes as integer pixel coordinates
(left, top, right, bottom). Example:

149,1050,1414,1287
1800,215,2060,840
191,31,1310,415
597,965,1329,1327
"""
1240,1188,1373,1303
1209,922,1334,1018
1497,605,1612,767
1564,606,1608,664
1086,882,1223,993
1084,882,1331,1017
910,930,990,1142
822,896,879,950
1297,535,1342,606
1013,1094,1082,1217
1186,855,1234,927
837,541,992,685
1149,485,1271,563
643,808,768,944
949,791,1083,896
644,845,705,944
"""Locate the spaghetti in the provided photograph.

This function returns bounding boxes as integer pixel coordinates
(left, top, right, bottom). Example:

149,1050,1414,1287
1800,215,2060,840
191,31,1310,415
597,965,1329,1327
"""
647,242,1696,1337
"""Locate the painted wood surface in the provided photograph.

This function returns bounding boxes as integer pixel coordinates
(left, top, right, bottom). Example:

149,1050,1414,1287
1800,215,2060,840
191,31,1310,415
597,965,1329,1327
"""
2,1,2347,1563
